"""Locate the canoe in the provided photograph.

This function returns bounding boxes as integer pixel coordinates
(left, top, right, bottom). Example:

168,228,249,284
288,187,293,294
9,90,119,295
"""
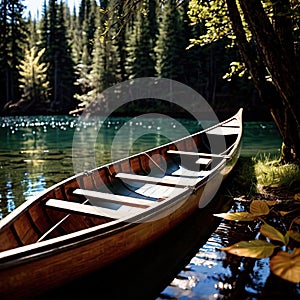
0,108,243,299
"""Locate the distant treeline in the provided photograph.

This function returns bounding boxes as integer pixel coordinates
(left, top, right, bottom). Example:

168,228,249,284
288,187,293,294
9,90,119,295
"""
0,0,260,117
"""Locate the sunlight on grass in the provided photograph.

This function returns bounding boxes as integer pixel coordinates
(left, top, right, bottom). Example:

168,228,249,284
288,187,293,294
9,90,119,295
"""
254,154,300,190
225,154,300,198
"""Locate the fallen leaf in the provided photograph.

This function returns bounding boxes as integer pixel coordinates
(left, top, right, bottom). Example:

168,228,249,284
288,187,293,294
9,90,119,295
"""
294,193,300,201
260,223,287,245
293,217,300,225
221,240,278,258
287,230,300,242
266,200,277,206
270,248,300,283
278,211,291,217
213,212,256,221
250,200,270,216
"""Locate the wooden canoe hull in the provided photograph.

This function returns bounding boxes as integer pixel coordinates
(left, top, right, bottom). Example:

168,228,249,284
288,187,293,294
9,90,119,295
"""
0,109,243,299
0,189,201,299
0,163,235,299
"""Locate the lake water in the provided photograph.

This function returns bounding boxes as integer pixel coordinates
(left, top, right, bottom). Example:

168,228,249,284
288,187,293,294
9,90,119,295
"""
0,115,284,299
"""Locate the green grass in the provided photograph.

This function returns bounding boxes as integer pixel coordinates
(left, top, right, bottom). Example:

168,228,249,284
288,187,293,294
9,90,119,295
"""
224,154,300,198
254,154,300,191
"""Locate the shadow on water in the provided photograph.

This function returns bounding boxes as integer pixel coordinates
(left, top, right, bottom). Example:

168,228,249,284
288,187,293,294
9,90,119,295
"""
222,156,258,198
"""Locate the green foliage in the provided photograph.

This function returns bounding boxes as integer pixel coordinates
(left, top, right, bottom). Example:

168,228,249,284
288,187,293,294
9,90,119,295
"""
254,155,300,189
189,0,234,46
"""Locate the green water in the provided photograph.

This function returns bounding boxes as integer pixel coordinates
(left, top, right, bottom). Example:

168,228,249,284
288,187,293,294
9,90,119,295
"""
0,115,281,219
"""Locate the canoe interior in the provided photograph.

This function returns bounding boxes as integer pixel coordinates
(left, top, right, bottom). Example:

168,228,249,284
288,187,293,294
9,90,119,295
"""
0,114,241,253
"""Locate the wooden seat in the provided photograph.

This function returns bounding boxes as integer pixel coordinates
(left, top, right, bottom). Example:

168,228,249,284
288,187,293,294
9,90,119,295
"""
73,189,158,208
134,184,189,199
206,126,240,135
46,199,141,219
167,150,230,159
115,172,200,188
222,119,240,127
195,157,212,166
171,166,211,178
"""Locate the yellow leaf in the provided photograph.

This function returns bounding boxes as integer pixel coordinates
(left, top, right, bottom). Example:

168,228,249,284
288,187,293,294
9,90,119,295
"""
260,223,286,245
287,230,300,242
213,212,256,221
250,200,270,216
294,193,300,201
270,249,300,283
278,211,291,217
221,240,278,258
266,200,277,206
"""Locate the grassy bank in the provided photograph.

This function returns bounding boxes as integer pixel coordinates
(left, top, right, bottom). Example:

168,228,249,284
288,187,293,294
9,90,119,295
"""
225,154,300,199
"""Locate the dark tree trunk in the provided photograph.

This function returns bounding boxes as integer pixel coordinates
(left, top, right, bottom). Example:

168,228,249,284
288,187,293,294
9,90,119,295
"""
226,0,300,164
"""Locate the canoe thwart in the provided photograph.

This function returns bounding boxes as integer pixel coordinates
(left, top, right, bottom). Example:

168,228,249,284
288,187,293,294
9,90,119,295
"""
171,167,211,178
206,126,240,135
115,172,200,188
195,157,212,165
167,150,230,159
222,119,240,127
73,189,158,208
45,199,137,219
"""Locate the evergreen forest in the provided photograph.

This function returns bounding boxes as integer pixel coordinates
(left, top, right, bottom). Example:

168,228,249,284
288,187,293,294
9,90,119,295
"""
0,0,259,117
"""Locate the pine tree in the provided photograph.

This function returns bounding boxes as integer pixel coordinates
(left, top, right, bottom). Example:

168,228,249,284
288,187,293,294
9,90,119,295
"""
155,0,185,81
39,0,75,112
18,47,49,108
0,0,28,109
74,0,122,113
125,0,156,79
0,0,9,109
26,13,40,49
92,0,120,90
54,1,75,111
78,0,97,65
39,0,49,52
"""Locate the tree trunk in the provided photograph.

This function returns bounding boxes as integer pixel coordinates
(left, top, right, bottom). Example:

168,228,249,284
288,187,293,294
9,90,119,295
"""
226,0,300,164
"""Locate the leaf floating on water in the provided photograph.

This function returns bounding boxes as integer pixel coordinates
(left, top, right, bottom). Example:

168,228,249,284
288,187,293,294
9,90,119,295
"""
287,230,300,242
250,200,270,216
221,240,278,258
270,248,300,283
213,212,256,221
260,223,287,245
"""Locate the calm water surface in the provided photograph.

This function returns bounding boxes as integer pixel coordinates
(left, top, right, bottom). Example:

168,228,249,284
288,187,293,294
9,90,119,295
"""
0,115,285,299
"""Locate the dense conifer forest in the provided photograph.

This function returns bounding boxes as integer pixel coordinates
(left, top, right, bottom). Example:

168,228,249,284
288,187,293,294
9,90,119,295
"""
0,0,260,117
